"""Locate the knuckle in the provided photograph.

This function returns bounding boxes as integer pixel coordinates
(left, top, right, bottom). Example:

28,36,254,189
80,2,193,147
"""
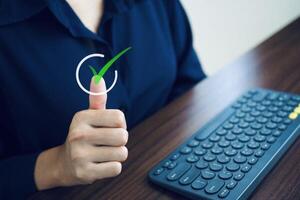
73,110,86,121
118,129,128,145
120,146,128,161
69,129,88,142
113,110,126,128
113,146,128,161
74,165,94,184
110,162,122,176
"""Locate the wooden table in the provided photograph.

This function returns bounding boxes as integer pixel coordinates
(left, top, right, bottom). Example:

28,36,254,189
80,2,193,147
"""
31,17,300,200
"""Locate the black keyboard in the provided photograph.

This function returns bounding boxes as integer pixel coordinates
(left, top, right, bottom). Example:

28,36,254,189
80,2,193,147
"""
149,89,300,200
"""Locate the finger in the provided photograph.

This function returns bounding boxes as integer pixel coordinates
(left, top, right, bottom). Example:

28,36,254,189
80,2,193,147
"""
89,77,107,110
85,128,128,146
87,146,128,163
87,161,122,180
78,109,127,129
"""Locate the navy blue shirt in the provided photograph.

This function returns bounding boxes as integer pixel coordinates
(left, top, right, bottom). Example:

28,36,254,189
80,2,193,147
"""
0,0,205,198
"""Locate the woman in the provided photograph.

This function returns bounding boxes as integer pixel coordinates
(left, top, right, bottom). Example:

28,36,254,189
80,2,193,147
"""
0,0,205,199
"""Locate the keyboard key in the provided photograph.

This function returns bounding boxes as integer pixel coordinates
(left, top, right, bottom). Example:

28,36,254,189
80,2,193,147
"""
250,110,261,117
273,130,282,137
202,141,214,149
254,135,266,142
153,167,164,175
163,160,172,168
277,111,288,117
179,166,200,185
211,146,223,154
232,140,244,149
224,147,237,156
266,122,277,129
168,162,177,169
257,116,268,123
247,141,260,149
218,139,230,148
234,155,247,164
241,164,252,173
268,106,279,112
253,91,267,101
180,146,192,154
209,134,221,142
267,136,276,144
267,93,279,100
205,179,224,194
271,116,282,123
248,156,258,165
186,155,199,163
251,122,262,130
278,124,287,131
263,111,273,118
218,170,232,180
209,162,223,171
238,121,250,129
225,133,236,141
256,105,266,111
234,172,244,181
274,101,284,107
167,163,191,181
283,119,292,125
282,105,293,112
262,100,271,106
217,155,230,164
191,178,207,190
245,128,256,136
230,116,240,124
223,122,234,130
238,135,250,142
226,180,237,189
261,143,270,150
170,153,181,161
241,105,251,113
203,153,216,162
236,111,246,118
196,159,208,169
232,127,243,135
244,115,255,123
226,162,240,171
254,149,264,157
260,128,272,136
241,147,253,156
188,140,200,147
217,128,227,136
194,147,206,156
218,188,230,198
201,170,215,179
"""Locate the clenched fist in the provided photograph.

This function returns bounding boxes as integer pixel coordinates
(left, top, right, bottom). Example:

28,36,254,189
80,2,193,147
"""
34,78,128,190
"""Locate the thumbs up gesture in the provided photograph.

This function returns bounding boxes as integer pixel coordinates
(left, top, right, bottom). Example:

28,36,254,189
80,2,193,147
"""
35,77,128,190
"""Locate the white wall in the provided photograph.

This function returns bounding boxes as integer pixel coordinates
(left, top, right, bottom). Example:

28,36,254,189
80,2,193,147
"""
181,0,300,76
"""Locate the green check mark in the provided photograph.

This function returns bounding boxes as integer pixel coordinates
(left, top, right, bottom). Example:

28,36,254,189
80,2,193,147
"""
89,47,132,84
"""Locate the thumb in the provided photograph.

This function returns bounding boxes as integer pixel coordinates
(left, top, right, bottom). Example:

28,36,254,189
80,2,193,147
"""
89,76,107,110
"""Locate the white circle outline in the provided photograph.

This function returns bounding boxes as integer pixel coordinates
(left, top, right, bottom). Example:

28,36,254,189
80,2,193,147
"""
76,53,118,96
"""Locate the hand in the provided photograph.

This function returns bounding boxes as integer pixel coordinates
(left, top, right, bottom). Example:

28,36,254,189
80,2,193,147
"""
34,77,128,190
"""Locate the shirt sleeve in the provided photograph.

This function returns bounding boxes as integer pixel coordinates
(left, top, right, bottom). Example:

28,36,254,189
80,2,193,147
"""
165,0,206,101
0,153,40,199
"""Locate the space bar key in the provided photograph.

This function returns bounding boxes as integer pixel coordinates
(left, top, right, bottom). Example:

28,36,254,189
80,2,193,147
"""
195,108,235,141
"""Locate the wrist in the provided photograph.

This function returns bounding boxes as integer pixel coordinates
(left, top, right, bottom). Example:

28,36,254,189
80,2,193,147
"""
34,145,64,190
